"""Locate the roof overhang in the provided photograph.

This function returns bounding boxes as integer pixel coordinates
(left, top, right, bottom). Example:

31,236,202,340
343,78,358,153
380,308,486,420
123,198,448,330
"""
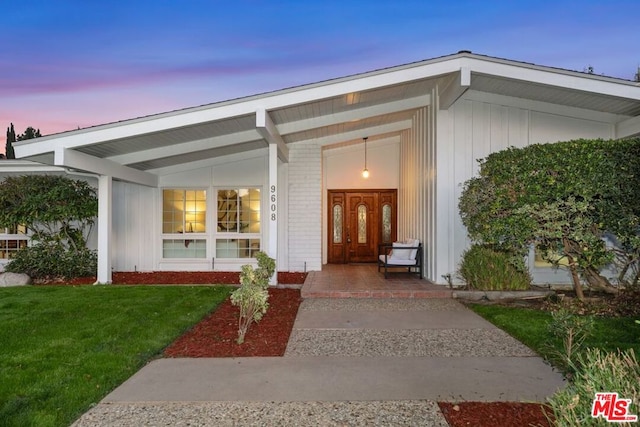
13,52,640,184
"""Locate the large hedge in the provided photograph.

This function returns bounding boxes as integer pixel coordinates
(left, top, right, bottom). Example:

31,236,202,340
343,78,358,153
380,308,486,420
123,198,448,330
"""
459,138,640,299
0,175,98,279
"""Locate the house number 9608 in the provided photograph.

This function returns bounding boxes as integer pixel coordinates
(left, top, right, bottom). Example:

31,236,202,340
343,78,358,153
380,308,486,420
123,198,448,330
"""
270,185,276,221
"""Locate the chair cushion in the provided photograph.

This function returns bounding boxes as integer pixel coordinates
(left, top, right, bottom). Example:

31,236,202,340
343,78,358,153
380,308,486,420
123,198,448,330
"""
391,241,412,260
378,255,417,266
407,239,420,260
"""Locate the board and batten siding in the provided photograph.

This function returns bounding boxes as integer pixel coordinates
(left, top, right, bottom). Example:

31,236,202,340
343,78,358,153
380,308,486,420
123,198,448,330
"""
398,101,437,280
435,92,615,285
112,181,158,272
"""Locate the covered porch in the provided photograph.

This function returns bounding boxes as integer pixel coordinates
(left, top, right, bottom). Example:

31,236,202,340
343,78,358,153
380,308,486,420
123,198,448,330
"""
301,264,451,298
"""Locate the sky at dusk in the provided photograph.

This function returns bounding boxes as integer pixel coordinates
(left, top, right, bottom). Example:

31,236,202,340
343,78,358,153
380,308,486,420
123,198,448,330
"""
2,0,639,154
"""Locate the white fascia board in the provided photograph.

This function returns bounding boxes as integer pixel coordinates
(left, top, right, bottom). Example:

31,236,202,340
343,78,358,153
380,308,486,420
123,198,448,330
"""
256,108,289,162
313,120,412,147
0,160,65,173
463,57,640,100
107,129,262,165
54,148,158,187
616,115,640,138
277,95,430,135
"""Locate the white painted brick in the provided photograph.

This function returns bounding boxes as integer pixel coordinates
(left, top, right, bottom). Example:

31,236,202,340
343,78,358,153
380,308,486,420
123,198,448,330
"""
287,141,323,271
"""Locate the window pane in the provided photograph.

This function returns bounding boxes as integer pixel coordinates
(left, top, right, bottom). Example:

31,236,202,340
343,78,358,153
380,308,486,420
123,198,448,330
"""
164,189,206,233
333,204,342,243
382,204,392,243
216,239,261,258
357,204,367,244
162,239,206,258
0,239,27,259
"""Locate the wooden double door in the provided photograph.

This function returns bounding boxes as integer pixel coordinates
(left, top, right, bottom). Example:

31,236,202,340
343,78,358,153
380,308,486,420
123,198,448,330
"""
328,190,397,263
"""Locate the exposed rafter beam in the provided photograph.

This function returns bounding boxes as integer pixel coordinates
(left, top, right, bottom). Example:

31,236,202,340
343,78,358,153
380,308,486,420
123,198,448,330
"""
256,108,289,162
276,95,430,135
54,148,158,187
439,67,471,110
107,130,262,165
616,115,640,138
312,120,412,146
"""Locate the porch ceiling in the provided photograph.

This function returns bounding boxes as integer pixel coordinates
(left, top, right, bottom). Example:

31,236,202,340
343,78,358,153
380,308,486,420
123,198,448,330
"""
14,52,640,181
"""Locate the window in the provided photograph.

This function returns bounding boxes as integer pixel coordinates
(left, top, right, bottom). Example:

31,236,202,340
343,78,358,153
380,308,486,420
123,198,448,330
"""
534,247,571,268
216,188,261,258
162,189,207,258
0,225,28,259
163,189,206,233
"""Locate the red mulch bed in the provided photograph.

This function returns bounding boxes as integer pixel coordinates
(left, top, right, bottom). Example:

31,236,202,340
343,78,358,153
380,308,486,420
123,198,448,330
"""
37,270,554,425
38,271,307,286
164,287,302,357
438,402,554,427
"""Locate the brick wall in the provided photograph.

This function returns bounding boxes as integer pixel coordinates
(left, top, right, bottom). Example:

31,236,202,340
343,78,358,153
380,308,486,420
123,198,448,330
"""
287,141,322,271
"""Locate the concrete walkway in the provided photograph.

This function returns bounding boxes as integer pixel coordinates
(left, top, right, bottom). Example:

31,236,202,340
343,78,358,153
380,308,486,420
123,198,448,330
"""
73,298,565,426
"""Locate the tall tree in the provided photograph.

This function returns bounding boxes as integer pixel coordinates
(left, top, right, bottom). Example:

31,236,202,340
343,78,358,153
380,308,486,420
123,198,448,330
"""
5,123,16,159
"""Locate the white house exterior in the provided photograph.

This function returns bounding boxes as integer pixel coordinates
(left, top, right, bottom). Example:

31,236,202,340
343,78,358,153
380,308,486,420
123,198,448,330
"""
3,51,640,285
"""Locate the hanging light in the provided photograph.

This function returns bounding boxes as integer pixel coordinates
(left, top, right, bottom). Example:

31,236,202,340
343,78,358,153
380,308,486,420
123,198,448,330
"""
362,137,370,178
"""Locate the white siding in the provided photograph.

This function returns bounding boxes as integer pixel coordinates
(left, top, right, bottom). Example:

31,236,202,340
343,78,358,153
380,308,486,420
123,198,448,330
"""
112,181,157,272
397,104,437,280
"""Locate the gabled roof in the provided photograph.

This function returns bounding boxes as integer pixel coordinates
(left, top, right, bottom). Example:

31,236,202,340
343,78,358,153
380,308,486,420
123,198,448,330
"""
13,51,640,185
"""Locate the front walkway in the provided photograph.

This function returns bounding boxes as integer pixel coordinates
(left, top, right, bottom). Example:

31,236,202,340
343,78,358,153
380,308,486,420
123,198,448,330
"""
301,263,452,298
73,298,565,426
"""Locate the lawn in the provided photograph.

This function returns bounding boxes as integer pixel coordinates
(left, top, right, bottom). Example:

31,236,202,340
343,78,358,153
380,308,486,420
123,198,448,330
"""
468,304,640,369
0,285,232,427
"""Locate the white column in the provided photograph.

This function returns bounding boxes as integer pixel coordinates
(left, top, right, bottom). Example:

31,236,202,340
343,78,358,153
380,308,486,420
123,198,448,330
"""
96,175,112,284
268,144,278,285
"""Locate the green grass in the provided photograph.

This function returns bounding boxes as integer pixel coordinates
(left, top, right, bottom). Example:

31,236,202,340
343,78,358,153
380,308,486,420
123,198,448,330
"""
468,304,640,368
0,285,232,427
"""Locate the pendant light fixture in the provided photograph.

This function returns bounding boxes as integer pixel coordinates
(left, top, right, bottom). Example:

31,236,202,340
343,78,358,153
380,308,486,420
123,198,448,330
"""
362,137,370,178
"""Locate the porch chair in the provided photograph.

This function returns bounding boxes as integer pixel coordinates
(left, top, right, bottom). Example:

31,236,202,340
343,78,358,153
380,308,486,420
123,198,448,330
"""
377,239,423,279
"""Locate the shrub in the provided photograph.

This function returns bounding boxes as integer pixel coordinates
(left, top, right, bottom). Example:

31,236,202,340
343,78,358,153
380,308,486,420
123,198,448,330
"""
547,348,639,426
0,175,98,280
459,138,640,300
547,308,594,373
458,244,531,290
5,242,97,280
230,252,276,344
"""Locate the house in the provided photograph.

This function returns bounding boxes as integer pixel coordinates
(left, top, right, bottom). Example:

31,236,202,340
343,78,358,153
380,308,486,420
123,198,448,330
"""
2,51,640,285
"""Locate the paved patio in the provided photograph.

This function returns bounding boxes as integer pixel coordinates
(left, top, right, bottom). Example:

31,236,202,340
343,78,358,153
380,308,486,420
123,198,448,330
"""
301,263,452,298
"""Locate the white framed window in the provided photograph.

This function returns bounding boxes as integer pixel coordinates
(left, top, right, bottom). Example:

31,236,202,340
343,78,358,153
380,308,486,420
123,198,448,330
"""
215,188,261,258
0,225,29,260
162,189,207,259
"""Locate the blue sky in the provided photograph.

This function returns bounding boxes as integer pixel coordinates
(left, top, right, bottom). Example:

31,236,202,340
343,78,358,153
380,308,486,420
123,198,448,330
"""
2,0,639,150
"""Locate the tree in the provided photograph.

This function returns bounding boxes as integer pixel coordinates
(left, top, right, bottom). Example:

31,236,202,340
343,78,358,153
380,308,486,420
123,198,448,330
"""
0,175,99,279
5,123,16,159
4,124,41,159
17,126,41,141
459,138,640,300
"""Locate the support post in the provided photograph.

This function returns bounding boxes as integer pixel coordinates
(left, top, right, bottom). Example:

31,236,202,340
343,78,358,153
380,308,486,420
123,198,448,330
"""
268,144,278,285
96,175,112,284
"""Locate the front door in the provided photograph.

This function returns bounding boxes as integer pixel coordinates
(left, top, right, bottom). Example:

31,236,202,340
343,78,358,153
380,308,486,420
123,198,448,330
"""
328,190,397,263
